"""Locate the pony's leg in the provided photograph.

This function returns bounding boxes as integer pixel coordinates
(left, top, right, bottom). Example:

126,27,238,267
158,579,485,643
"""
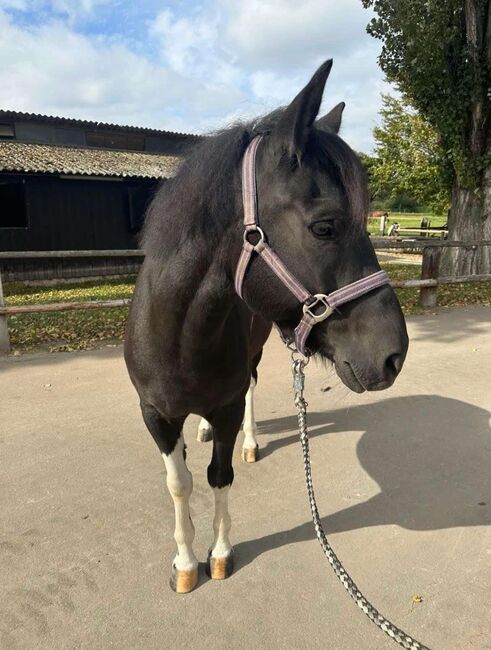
140,404,198,594
241,377,259,462
241,348,263,463
197,417,213,442
205,397,244,580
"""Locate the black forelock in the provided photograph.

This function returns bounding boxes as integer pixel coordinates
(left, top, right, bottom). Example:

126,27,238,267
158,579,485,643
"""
307,128,369,231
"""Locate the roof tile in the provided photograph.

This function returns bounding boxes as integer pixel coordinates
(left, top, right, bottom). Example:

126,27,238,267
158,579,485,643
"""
0,141,181,179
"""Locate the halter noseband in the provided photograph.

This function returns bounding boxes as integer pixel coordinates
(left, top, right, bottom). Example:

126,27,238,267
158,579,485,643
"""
235,135,390,356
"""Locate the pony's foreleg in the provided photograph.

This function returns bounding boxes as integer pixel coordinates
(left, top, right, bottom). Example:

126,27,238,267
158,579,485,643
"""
241,377,259,463
205,397,244,580
141,405,198,593
163,435,199,592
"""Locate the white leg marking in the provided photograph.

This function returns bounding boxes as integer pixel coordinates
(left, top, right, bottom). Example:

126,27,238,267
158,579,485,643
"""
242,378,258,450
211,486,232,559
198,417,213,436
162,435,198,572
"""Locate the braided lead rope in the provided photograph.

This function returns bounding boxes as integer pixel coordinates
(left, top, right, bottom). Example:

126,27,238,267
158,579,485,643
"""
291,357,430,650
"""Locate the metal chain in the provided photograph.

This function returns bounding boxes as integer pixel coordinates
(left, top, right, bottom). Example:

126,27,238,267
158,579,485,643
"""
291,355,431,650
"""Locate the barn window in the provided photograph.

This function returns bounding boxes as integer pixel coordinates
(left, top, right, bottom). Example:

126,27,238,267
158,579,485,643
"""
0,180,28,228
0,124,15,138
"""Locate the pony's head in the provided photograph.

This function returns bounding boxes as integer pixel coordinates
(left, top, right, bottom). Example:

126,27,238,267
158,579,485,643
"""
242,60,408,392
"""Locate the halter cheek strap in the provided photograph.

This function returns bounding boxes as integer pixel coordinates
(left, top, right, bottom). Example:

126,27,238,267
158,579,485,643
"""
235,135,390,356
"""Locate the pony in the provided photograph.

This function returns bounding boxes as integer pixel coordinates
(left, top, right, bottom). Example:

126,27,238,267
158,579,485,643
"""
124,60,408,593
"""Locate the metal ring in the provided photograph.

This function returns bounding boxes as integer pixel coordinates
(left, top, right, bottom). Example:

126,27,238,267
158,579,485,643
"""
243,226,265,245
291,349,310,366
302,294,333,323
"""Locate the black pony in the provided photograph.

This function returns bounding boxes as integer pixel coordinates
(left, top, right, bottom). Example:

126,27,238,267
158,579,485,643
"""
124,60,408,593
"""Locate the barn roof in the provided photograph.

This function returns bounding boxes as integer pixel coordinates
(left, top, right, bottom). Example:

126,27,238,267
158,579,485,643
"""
0,141,181,179
0,109,200,140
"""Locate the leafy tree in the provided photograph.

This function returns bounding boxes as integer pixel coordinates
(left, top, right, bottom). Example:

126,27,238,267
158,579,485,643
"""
357,152,378,202
362,0,491,274
371,95,450,214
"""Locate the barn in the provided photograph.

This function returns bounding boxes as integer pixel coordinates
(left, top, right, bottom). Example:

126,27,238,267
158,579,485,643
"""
0,110,199,252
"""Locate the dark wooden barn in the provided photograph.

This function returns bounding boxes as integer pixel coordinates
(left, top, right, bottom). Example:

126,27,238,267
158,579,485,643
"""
0,111,199,280
0,110,199,251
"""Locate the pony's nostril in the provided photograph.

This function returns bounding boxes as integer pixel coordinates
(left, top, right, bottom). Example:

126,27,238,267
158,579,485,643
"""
385,352,403,378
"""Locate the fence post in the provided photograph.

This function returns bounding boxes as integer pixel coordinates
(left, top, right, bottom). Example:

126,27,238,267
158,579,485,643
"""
420,246,441,308
379,214,387,236
0,268,10,354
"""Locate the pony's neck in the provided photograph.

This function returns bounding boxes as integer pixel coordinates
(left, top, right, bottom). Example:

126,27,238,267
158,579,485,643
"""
149,227,245,358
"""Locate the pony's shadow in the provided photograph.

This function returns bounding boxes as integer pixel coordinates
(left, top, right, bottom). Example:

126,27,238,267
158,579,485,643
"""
234,394,490,571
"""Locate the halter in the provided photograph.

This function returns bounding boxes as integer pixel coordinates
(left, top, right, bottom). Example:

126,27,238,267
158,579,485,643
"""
234,135,390,356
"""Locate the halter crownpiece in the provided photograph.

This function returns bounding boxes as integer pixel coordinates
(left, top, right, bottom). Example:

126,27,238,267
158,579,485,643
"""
235,135,390,356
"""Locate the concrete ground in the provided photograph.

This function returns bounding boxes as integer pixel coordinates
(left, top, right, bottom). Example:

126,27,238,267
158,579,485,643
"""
1,306,490,650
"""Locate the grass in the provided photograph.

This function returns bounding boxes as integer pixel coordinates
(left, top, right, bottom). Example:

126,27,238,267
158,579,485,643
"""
3,265,491,353
4,278,135,352
367,212,447,236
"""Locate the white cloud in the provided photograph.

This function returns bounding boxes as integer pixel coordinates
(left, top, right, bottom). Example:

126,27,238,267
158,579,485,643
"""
250,70,304,103
151,9,241,87
0,9,244,133
222,0,375,68
149,0,388,150
0,1,390,150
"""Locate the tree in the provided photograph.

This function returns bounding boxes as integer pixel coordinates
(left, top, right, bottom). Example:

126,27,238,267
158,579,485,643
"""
362,0,491,274
371,95,450,214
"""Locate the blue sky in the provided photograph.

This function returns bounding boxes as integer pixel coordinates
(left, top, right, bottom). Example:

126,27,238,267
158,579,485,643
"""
0,1,391,151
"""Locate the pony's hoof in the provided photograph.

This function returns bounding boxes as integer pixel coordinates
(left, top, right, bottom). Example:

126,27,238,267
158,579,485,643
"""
197,427,213,443
206,551,234,580
169,564,199,593
241,445,259,463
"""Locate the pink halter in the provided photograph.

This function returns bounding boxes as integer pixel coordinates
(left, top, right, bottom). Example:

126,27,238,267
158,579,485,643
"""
235,135,389,356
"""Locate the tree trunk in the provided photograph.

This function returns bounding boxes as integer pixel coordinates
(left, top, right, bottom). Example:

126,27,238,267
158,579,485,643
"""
443,1,491,275
444,167,491,275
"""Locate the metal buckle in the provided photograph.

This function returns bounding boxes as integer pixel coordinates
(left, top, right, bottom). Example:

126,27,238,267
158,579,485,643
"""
302,294,333,323
243,226,265,245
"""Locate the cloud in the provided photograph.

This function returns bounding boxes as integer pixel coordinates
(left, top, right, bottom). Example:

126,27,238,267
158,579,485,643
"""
223,0,375,68
0,1,389,150
150,0,387,149
151,9,241,87
0,8,245,133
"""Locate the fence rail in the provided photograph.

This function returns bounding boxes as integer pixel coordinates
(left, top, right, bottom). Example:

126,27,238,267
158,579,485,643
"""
0,250,144,259
1,242,490,354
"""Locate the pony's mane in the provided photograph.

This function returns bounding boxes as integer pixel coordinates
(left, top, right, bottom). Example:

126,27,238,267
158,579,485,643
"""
140,110,368,257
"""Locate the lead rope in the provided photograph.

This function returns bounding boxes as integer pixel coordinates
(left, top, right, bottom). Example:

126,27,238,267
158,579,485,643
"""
291,355,431,650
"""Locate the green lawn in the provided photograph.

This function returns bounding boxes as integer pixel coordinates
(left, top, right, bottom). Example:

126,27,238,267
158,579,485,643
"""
4,278,135,352
3,266,491,352
367,212,447,236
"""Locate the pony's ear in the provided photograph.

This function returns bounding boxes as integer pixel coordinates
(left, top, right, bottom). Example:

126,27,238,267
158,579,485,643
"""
273,59,333,160
316,101,345,134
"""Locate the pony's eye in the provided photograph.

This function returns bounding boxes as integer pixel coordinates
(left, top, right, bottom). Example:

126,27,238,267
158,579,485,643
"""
309,220,337,240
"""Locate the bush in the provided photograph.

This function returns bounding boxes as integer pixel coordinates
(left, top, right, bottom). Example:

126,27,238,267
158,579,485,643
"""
387,194,419,212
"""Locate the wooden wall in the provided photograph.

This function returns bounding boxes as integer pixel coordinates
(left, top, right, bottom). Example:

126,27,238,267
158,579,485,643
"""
0,256,143,282
0,174,158,252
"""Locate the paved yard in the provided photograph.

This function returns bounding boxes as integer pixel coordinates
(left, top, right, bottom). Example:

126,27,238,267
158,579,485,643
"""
1,306,490,650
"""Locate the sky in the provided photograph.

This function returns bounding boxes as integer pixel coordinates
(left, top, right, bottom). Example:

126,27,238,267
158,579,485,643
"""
0,0,391,152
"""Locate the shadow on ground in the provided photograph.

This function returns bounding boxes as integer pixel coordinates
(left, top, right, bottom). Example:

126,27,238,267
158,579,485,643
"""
235,394,490,571
408,306,491,344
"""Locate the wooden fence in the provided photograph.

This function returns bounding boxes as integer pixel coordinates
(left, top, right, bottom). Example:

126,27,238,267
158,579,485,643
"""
1,242,490,354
